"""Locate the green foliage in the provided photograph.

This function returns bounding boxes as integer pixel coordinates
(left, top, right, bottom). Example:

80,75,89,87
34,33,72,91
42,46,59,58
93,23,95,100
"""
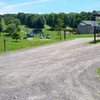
54,16,64,39
0,17,2,32
3,15,21,36
0,23,3,32
12,33,21,42
55,17,64,30
1,12,92,31
44,25,51,30
0,12,93,39
0,18,5,32
4,16,21,36
4,16,15,25
4,16,21,26
16,12,92,29
37,16,46,29
6,23,17,35
14,19,21,27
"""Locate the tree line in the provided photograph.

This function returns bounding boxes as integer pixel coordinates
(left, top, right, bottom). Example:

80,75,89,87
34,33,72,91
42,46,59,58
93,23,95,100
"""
17,12,92,28
0,12,92,30
0,12,93,41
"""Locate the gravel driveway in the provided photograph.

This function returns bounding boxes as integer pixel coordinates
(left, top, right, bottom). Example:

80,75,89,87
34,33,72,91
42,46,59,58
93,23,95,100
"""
0,38,100,100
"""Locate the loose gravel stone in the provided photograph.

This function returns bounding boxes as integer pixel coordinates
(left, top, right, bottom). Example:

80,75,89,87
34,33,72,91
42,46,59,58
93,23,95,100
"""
0,38,100,100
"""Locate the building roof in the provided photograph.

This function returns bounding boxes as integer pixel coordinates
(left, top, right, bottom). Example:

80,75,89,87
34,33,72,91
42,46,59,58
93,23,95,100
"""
92,10,100,16
80,21,98,26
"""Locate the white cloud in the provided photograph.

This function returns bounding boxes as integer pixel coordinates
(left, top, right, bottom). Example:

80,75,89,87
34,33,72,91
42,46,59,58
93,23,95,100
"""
0,0,49,14
5,0,49,8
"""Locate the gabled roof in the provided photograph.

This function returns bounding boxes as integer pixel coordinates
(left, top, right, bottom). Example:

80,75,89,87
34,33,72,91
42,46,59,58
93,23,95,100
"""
80,21,98,26
92,10,100,16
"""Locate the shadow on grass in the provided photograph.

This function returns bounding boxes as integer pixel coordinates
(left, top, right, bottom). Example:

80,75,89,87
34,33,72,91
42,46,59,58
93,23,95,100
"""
10,39,22,43
89,39,100,44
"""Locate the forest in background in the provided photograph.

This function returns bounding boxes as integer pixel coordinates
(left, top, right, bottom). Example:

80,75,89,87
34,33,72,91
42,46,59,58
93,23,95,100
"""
0,12,92,33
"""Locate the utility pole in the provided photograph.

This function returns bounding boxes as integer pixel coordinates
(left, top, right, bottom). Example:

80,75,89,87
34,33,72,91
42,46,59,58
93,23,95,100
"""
94,15,96,43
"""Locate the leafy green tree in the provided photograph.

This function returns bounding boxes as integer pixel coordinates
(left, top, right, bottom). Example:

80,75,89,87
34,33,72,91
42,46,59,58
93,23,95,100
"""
0,23,3,32
55,16,64,30
2,12,92,31
5,16,20,36
6,23,17,36
12,33,21,42
37,16,46,29
0,17,3,32
4,16,21,27
4,16,15,25
55,17,64,39
17,13,25,24
27,15,39,28
46,14,56,28
14,19,21,27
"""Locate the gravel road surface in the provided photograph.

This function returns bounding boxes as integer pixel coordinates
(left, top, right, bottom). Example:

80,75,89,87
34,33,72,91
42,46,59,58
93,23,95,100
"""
0,38,100,100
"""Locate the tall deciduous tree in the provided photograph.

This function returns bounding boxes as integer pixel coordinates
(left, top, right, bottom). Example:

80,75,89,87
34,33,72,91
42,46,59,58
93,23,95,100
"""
37,16,46,29
55,17,64,39
12,33,21,42
6,23,17,36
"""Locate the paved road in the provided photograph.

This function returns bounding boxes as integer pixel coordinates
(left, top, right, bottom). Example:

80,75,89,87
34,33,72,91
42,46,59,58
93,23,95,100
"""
0,38,100,100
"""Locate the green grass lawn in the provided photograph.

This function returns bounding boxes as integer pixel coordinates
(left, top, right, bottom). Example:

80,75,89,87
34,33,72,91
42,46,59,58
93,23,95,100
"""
66,33,93,39
0,31,93,54
97,68,100,76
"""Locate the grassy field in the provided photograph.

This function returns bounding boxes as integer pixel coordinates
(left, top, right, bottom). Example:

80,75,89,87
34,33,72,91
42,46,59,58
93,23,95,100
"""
0,31,93,54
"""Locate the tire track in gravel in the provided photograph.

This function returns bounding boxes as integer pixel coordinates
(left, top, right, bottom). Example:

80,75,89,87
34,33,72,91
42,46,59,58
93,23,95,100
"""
0,38,100,100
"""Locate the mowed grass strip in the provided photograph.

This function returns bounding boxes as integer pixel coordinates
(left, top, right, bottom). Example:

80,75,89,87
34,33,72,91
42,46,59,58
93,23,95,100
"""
0,33,93,53
0,38,61,53
90,39,100,44
97,68,100,76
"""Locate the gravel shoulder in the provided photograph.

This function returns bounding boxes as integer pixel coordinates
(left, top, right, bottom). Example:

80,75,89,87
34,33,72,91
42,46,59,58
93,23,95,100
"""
0,38,100,100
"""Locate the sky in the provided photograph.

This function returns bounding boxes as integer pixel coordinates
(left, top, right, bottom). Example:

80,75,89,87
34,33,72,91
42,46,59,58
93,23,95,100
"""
0,0,100,14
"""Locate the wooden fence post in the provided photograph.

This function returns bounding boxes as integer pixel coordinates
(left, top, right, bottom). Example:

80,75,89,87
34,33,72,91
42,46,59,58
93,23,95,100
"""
94,26,96,43
64,30,66,40
3,39,7,52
